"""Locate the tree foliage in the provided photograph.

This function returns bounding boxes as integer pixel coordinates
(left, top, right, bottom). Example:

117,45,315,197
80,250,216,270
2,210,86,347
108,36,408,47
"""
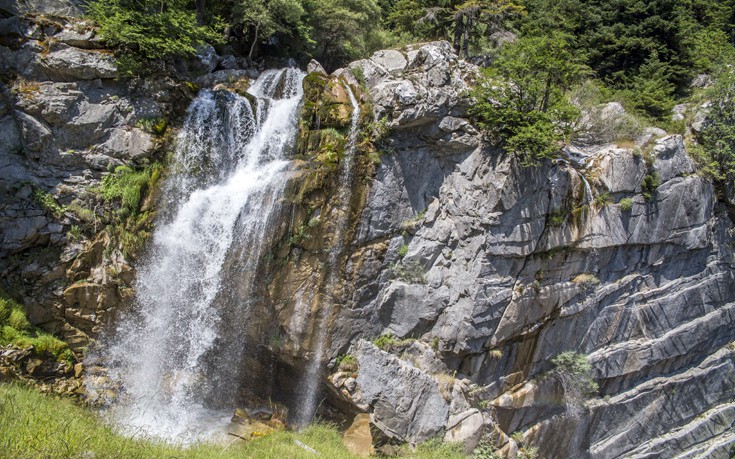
87,0,223,66
699,69,735,181
470,33,584,164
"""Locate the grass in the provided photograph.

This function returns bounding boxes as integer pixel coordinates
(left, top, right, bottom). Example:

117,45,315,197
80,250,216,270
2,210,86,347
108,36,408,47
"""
0,291,72,364
0,384,471,459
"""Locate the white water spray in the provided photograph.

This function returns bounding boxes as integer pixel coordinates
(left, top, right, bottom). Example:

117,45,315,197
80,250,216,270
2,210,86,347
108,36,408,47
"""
296,82,361,428
90,68,305,444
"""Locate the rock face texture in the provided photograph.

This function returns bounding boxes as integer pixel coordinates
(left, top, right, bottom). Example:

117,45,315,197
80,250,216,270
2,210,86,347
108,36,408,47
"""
288,42,735,458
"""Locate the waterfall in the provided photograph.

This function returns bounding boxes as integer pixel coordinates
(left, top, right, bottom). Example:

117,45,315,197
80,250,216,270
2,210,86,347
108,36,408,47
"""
296,82,361,428
578,171,593,205
90,68,305,444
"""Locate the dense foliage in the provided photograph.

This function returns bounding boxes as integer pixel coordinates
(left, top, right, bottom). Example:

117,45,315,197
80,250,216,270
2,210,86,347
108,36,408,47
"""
470,33,584,164
87,0,734,76
87,0,223,72
86,0,734,164
698,69,735,181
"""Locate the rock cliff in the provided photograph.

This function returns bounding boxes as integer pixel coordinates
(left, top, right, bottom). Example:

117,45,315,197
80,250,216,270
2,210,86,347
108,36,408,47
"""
279,42,735,458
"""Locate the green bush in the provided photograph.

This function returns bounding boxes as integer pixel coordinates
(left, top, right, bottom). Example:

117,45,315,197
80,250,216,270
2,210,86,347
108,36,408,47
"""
0,291,72,364
373,332,400,351
335,354,358,372
619,197,633,212
99,164,161,218
32,189,65,219
392,260,427,284
641,172,661,200
397,244,409,258
698,69,735,181
87,0,223,72
551,351,599,398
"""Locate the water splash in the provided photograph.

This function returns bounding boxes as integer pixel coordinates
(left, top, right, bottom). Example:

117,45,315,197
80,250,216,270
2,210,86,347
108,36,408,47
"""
296,81,361,428
89,68,305,444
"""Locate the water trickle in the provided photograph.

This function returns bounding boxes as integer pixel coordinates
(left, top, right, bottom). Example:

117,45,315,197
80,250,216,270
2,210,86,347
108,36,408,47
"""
296,82,361,428
578,171,593,205
88,68,305,444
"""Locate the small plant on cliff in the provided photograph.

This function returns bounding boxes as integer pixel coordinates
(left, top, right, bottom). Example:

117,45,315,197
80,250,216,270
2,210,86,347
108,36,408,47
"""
335,353,358,372
397,244,409,258
99,163,161,218
373,332,400,351
0,291,72,364
641,171,661,200
32,188,65,219
572,273,600,289
619,197,633,212
392,260,427,284
551,351,599,404
473,442,502,459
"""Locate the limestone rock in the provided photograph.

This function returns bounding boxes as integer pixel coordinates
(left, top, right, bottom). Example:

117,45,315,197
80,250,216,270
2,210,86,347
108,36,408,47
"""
29,47,118,81
354,340,449,444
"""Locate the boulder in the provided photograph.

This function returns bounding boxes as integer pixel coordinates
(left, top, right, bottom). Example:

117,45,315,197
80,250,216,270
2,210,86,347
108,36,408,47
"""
353,340,449,444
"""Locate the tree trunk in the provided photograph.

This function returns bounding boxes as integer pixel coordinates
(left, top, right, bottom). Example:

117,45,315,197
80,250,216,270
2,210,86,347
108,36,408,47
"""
195,0,206,25
462,15,471,58
453,15,463,53
248,23,260,60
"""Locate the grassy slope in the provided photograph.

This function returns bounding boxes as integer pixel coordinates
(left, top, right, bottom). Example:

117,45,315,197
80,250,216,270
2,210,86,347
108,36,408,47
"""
0,383,469,459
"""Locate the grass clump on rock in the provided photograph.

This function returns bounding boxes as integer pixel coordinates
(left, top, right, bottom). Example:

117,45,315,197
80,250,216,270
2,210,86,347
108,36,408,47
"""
0,291,72,364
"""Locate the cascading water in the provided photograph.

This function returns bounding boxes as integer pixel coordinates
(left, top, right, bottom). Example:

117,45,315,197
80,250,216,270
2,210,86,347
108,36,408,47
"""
296,82,361,428
89,68,305,443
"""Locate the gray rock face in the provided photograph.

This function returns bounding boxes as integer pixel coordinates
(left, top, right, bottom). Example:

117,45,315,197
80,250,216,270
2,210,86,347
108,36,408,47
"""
325,41,735,458
353,340,450,444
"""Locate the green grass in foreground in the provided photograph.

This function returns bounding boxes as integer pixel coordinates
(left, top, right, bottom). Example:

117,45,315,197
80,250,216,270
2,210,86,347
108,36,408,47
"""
0,383,469,459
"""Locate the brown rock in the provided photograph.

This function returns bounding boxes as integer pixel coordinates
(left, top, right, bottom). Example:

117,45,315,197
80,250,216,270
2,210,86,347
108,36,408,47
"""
343,413,375,457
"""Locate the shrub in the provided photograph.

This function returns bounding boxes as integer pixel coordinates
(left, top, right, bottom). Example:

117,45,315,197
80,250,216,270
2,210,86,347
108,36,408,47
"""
0,291,72,364
335,354,358,372
32,189,65,218
373,332,400,351
99,164,161,218
547,209,566,227
641,172,661,200
397,244,409,258
592,193,613,208
392,260,427,284
572,273,600,288
619,197,633,212
551,351,599,404
698,69,735,181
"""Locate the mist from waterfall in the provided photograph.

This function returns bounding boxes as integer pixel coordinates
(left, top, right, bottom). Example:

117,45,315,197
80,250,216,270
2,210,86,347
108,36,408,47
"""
295,82,361,428
89,68,305,444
